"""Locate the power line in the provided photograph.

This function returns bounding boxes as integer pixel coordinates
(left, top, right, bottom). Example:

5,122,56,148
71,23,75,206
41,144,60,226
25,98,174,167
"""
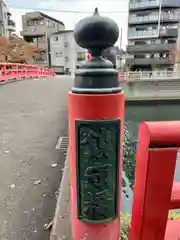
8,5,127,14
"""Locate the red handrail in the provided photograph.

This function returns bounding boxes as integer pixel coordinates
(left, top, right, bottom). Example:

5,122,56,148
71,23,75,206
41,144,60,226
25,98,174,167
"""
129,121,180,240
0,62,55,83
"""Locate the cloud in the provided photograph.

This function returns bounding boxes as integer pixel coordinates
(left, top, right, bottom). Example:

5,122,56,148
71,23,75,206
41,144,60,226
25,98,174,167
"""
8,0,128,48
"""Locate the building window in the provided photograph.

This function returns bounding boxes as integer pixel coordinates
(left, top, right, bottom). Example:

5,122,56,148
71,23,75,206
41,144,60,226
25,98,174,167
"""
27,20,33,26
154,53,160,58
54,35,59,41
38,36,45,41
155,39,161,44
33,38,38,43
64,42,69,48
27,19,43,26
135,40,146,45
47,20,52,28
65,57,69,62
77,52,86,61
168,39,176,44
55,52,63,57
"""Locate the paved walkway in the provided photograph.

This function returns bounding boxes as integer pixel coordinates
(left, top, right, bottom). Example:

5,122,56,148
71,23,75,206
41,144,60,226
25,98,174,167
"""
0,77,72,240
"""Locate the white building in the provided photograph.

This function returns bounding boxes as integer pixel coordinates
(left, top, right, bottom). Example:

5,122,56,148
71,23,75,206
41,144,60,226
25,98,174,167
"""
0,0,15,37
49,30,87,74
21,11,65,65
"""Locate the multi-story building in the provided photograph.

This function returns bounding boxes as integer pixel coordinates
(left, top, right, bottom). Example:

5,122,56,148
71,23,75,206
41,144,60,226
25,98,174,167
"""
20,11,65,65
0,0,15,37
49,30,87,74
126,0,180,72
103,46,127,69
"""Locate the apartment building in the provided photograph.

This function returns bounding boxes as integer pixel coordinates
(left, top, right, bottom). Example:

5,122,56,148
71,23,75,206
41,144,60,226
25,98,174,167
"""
49,30,87,74
126,0,180,72
103,46,127,69
0,0,15,37
21,11,65,65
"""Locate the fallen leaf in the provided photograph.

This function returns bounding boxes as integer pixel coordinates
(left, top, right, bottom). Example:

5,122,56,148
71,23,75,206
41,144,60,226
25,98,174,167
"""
51,163,58,168
44,220,53,231
34,180,41,185
4,150,10,154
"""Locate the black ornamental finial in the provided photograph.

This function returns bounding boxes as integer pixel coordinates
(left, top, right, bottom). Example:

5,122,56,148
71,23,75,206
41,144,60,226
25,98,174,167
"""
94,7,99,15
72,8,121,94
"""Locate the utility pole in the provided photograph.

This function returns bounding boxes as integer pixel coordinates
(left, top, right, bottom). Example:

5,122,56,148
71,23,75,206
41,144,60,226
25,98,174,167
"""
157,0,162,38
119,27,122,50
119,27,123,70
45,29,49,67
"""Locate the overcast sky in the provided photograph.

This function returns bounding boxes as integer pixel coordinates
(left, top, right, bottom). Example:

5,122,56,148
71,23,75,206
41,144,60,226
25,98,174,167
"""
7,0,129,48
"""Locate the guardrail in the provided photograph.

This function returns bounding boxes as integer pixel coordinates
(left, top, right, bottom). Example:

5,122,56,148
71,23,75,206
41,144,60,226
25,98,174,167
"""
118,71,180,82
129,122,180,240
0,63,56,83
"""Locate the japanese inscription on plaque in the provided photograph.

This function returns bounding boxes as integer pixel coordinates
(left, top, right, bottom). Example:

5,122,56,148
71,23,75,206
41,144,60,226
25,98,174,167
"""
75,119,120,223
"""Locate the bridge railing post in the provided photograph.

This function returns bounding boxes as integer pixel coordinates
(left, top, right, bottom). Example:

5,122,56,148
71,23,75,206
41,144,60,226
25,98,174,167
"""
23,64,27,78
68,8,125,240
1,63,7,81
129,121,180,240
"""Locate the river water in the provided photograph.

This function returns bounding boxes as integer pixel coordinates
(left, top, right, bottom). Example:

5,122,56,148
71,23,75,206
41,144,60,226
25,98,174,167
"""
121,101,180,213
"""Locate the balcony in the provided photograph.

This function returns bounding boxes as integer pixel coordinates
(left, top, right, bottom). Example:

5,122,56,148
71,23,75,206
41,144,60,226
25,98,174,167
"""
129,14,179,25
129,0,180,11
126,56,173,66
37,41,47,51
7,20,16,31
24,12,44,20
21,25,46,37
129,0,159,10
128,29,158,39
159,28,178,37
127,43,174,54
128,27,178,39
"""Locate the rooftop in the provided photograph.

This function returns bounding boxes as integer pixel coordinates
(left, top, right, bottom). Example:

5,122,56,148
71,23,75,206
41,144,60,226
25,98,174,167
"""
24,11,65,26
51,30,74,35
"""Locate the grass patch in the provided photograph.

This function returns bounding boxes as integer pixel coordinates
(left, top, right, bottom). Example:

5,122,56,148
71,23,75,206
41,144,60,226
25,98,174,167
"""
120,211,180,239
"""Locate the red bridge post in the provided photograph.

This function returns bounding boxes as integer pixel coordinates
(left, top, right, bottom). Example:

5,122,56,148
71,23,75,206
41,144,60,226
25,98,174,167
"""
68,8,125,240
129,121,180,240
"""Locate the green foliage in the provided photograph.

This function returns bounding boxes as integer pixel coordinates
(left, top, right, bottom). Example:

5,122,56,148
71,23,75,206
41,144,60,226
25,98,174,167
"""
123,124,137,189
168,211,180,220
77,55,86,61
120,212,131,240
121,124,180,240
120,211,180,239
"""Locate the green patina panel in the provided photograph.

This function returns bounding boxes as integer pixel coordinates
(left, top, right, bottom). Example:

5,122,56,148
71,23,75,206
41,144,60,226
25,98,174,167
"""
75,119,120,224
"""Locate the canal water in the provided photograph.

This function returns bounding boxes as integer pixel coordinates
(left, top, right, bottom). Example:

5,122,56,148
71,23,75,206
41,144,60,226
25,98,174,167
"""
121,101,180,213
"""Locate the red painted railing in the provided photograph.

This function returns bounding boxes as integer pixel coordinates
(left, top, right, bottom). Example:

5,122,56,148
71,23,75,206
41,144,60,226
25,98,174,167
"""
0,63,55,83
129,121,180,240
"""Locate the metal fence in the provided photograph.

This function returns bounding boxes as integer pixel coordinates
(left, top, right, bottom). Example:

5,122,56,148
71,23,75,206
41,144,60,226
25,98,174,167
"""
119,71,180,82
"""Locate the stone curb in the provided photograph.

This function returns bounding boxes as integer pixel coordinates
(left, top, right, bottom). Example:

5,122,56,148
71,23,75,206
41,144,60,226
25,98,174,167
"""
50,151,71,240
0,77,40,86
